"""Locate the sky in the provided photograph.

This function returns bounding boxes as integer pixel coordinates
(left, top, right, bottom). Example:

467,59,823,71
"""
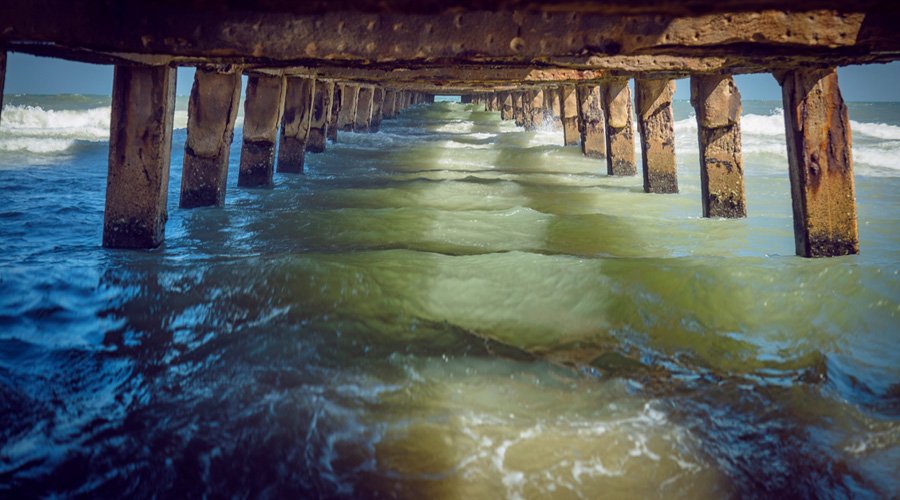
5,52,900,102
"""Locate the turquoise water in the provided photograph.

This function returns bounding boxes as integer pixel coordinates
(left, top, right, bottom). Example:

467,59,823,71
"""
0,95,898,497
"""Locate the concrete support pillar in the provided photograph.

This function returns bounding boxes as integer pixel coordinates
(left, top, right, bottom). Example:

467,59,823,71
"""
530,90,544,129
326,84,341,142
461,94,473,104
179,68,241,208
500,92,514,121
690,74,746,218
576,84,606,159
370,87,384,132
383,89,397,119
522,91,535,130
306,80,334,153
600,78,637,176
337,84,359,132
490,93,499,113
103,65,176,249
276,77,315,174
635,78,678,193
777,68,859,257
238,75,286,187
561,85,580,145
513,92,526,127
355,86,374,132
548,87,563,128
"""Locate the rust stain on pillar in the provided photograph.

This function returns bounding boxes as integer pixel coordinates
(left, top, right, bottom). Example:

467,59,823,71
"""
355,86,374,131
238,75,285,187
370,87,384,132
576,84,606,159
307,79,334,153
103,64,176,249
635,78,678,193
777,67,859,257
180,67,241,208
326,84,341,142
337,84,359,131
277,77,315,174
601,78,637,176
690,74,746,218
561,85,580,145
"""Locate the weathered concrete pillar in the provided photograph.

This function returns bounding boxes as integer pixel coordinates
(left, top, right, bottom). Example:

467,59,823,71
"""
513,92,526,127
326,84,341,142
690,74,746,218
522,91,535,130
635,78,678,193
490,93,500,113
561,85,580,145
600,78,637,176
530,90,544,129
337,84,359,131
238,75,286,187
355,86,374,131
548,87,563,129
179,67,241,208
276,77,315,174
306,80,334,153
461,94,473,104
576,84,606,159
500,92,514,120
777,68,858,257
103,65,176,249
383,89,397,119
370,87,384,132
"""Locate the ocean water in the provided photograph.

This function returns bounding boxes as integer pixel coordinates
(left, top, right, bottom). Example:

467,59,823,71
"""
0,94,898,498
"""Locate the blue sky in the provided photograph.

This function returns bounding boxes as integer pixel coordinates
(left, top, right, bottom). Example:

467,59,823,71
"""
5,52,900,101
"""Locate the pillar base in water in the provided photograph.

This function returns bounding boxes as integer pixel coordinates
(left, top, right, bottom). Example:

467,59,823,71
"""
601,78,637,176
577,85,606,159
239,75,285,188
636,78,678,194
238,140,277,188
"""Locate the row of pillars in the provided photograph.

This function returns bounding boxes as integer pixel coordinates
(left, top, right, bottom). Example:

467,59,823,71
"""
88,63,434,249
470,71,858,258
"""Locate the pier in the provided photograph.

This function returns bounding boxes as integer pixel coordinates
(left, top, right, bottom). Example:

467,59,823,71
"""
3,1,899,256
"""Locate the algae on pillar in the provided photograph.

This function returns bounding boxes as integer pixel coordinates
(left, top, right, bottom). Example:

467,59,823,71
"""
777,68,859,257
327,84,341,142
690,74,746,218
600,78,637,176
635,78,678,193
180,67,241,208
277,77,315,174
355,86,374,132
561,85,580,145
103,65,176,249
337,84,359,132
576,84,606,159
238,75,286,187
306,80,334,153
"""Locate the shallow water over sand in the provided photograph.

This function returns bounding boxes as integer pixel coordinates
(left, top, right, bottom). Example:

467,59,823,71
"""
0,100,898,497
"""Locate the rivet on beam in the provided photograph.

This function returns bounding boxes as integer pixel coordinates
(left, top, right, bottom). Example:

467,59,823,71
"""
180,67,242,208
576,84,606,159
561,85,580,145
238,75,286,188
307,79,334,153
777,67,859,257
277,77,315,174
635,78,678,193
600,78,637,176
103,64,176,249
690,74,746,218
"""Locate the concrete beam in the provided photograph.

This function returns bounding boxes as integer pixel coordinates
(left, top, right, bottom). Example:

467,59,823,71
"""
103,64,176,249
635,78,678,193
327,84,341,141
601,78,637,176
307,79,334,153
277,77,315,174
180,67,241,208
576,84,606,159
691,74,746,217
238,75,286,187
337,84,359,131
561,85,580,145
778,67,859,257
355,86,374,131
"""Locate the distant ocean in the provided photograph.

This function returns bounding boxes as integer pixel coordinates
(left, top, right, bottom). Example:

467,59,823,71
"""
0,94,898,497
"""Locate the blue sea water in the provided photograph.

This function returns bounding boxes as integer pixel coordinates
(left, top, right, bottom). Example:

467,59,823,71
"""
0,93,898,497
